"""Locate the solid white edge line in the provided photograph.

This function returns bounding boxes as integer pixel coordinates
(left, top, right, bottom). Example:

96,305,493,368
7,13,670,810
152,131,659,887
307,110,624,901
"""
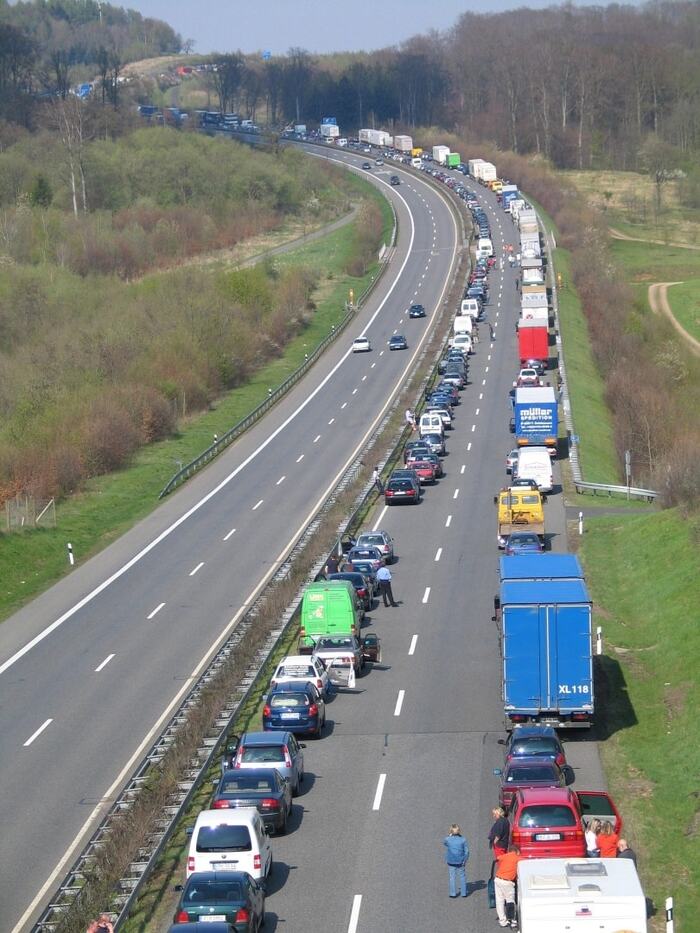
94,653,115,673
348,895,363,933
422,586,431,604
372,505,389,532
10,163,463,932
146,602,165,620
23,718,53,747
408,634,418,655
372,773,387,810
394,690,405,716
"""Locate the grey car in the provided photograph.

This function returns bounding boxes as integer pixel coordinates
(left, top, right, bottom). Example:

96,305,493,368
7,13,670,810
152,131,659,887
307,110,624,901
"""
232,731,305,796
355,530,395,563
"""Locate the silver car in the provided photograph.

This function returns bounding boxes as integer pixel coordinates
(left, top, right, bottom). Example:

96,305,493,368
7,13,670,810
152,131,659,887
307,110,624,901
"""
355,530,395,564
313,636,364,675
232,731,305,796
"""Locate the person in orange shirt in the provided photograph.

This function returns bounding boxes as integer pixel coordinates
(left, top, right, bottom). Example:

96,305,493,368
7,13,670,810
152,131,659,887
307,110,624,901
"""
495,844,521,928
596,820,619,858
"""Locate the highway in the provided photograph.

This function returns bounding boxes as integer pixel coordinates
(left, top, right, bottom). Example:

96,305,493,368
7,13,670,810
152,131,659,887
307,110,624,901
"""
0,151,461,931
249,175,608,931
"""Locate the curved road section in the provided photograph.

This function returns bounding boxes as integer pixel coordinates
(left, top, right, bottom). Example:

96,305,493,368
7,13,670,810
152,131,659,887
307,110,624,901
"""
0,153,461,931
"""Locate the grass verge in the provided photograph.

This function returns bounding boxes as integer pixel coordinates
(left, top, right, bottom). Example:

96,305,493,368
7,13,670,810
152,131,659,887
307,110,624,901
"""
581,508,700,932
666,279,700,343
0,192,394,624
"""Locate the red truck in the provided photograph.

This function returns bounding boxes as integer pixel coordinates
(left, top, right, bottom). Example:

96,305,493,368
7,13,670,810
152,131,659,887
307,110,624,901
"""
518,319,549,365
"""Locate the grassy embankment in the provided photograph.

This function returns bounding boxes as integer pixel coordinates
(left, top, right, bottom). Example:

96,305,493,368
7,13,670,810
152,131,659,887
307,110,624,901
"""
581,508,699,931
0,186,394,624
526,196,620,486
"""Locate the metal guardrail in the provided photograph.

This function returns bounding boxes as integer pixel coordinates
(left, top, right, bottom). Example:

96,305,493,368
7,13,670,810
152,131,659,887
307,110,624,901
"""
541,220,658,503
159,210,397,499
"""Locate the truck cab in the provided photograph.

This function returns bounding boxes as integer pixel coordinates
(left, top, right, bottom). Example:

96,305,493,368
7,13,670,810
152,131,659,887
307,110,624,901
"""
496,487,545,548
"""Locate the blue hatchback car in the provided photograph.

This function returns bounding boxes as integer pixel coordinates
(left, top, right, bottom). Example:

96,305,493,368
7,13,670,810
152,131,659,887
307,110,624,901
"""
263,682,326,738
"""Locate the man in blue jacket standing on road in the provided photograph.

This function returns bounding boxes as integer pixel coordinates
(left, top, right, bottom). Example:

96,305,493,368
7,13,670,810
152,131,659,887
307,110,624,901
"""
443,824,469,897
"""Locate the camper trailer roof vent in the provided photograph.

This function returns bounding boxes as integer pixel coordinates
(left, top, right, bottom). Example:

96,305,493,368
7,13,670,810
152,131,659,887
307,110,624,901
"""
566,861,608,877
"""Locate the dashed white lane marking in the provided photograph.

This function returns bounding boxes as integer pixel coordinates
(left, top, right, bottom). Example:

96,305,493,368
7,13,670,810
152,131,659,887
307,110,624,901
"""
95,654,115,672
276,475,286,485
362,375,367,381
471,424,476,432
147,602,165,619
408,634,418,655
189,561,205,576
313,434,321,443
488,354,491,361
467,442,472,451
252,499,263,511
434,547,442,562
223,527,236,541
348,895,363,933
453,488,460,499
482,379,486,386
372,505,389,531
485,366,489,373
352,388,358,395
372,773,387,810
328,418,335,425
476,408,480,415
445,515,452,527
296,454,305,462
341,402,347,409
379,350,385,356
479,393,483,400
371,362,376,369
394,690,405,716
422,586,431,604
24,719,53,747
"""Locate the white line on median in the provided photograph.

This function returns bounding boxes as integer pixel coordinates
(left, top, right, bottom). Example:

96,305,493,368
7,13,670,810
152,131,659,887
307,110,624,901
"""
189,562,204,576
445,515,452,527
24,718,53,747
372,773,387,810
223,528,236,541
147,602,165,620
422,586,431,604
408,634,418,655
372,505,388,531
95,654,115,673
394,690,405,716
348,895,363,933
435,547,442,562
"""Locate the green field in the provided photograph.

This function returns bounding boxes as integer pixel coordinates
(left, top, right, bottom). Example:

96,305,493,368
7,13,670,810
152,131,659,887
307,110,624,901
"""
581,508,700,930
666,280,700,342
0,191,394,624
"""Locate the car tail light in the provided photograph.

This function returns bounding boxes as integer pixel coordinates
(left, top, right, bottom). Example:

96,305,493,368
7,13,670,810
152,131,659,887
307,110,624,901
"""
309,703,318,716
213,799,229,808
358,588,367,597
263,705,271,717
510,714,526,723
511,827,522,845
253,854,262,870
283,747,292,768
563,827,584,841
555,753,566,767
235,908,251,923
176,910,190,923
260,798,280,809
316,679,323,690
187,856,195,874
386,489,393,496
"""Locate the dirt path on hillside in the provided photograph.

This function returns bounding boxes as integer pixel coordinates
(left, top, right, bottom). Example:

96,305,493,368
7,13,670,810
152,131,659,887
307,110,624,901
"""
609,227,700,251
648,281,700,357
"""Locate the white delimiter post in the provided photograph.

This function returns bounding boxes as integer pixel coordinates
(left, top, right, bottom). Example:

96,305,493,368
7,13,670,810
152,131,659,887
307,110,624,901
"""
665,897,674,933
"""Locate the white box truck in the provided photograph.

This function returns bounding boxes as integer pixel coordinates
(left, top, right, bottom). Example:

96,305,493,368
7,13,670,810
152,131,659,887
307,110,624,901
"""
394,134,413,152
358,128,372,144
468,158,485,177
479,161,497,182
320,123,339,138
517,858,647,933
433,145,451,165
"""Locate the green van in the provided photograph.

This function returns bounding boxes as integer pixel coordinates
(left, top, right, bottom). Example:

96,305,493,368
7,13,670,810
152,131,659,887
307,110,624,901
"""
298,580,362,652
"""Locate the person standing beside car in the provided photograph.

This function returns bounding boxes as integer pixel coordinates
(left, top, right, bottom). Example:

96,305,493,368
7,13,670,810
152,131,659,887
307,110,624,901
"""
376,564,397,607
443,824,469,898
495,845,521,928
488,806,510,858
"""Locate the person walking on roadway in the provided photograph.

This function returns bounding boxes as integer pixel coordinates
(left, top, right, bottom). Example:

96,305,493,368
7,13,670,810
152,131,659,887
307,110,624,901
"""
405,408,416,432
372,466,384,494
376,564,397,607
489,322,496,341
443,824,469,898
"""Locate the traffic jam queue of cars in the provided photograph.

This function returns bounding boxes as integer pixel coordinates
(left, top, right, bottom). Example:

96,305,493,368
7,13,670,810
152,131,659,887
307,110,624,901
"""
168,144,646,932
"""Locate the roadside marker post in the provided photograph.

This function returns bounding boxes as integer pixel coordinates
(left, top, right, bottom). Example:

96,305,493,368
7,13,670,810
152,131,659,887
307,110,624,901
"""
578,511,584,536
66,543,74,566
665,896,674,933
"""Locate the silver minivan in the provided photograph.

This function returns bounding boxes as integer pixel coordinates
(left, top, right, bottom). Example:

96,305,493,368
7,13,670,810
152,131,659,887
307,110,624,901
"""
233,731,305,796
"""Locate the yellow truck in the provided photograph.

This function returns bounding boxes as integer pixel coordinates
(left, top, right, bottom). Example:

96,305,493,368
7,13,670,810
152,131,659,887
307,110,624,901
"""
495,487,545,548
489,178,504,193
411,147,423,157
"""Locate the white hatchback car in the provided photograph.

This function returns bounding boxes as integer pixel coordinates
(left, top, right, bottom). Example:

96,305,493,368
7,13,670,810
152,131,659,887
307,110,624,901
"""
352,336,371,352
270,655,330,697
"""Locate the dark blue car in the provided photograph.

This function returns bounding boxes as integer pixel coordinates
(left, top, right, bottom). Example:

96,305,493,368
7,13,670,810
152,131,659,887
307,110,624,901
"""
263,681,326,737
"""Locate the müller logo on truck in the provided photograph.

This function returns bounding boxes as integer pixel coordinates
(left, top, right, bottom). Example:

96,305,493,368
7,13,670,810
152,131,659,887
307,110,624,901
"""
521,407,554,425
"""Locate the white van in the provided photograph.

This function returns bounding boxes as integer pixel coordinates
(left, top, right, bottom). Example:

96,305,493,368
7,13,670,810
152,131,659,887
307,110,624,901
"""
187,808,272,880
517,858,647,933
460,298,481,319
451,332,473,354
419,412,444,437
476,237,493,258
516,446,554,492
453,315,473,336
411,157,422,168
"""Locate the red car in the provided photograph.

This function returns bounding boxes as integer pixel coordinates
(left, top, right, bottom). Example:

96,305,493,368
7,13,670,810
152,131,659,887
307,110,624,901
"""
406,458,437,484
509,787,621,859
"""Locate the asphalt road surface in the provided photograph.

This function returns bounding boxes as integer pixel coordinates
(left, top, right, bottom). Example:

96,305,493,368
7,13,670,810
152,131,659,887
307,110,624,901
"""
0,151,462,931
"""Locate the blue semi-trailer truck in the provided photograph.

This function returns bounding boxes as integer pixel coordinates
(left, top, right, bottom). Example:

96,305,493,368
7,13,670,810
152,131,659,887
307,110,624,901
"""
500,579,594,730
514,386,558,450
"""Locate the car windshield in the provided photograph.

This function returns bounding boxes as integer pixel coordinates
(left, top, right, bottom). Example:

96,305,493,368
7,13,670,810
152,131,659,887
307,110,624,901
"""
507,766,556,782
519,806,576,828
358,535,384,546
270,693,309,708
511,535,539,545
513,738,558,756
196,825,252,852
389,480,413,490
317,637,353,648
240,746,285,763
276,664,315,677
221,775,274,792
185,880,244,903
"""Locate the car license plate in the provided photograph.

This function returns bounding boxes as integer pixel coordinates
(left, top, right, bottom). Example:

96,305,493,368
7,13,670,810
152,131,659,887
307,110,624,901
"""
200,917,227,923
534,833,562,841
211,861,238,869
281,712,300,719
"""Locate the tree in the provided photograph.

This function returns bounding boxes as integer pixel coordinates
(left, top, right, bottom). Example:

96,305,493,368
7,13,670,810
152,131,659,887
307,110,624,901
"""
211,52,244,114
48,95,89,214
638,134,680,212
29,173,53,206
